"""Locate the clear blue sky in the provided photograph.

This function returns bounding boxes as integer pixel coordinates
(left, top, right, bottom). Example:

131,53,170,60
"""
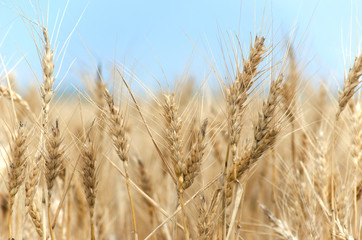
0,0,361,91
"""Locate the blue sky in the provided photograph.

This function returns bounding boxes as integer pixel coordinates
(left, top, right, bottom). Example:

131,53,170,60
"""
0,0,361,92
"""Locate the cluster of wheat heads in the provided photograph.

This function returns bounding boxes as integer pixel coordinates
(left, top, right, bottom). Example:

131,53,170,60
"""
1,18,362,240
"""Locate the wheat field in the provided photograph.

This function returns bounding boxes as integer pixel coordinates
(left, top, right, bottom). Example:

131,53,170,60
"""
0,3,362,240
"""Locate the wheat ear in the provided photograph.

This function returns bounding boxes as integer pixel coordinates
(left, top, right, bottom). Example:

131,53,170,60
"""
162,93,190,240
137,158,154,224
38,26,56,240
104,87,138,240
80,137,98,240
183,118,208,190
45,119,64,235
226,36,267,179
259,203,298,240
0,85,33,115
226,74,283,205
336,55,362,118
7,122,27,239
25,155,42,237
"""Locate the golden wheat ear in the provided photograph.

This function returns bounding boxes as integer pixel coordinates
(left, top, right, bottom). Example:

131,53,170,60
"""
45,119,64,201
7,121,27,239
337,55,362,119
104,86,139,240
225,73,284,206
80,136,98,240
226,35,267,179
183,118,208,190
